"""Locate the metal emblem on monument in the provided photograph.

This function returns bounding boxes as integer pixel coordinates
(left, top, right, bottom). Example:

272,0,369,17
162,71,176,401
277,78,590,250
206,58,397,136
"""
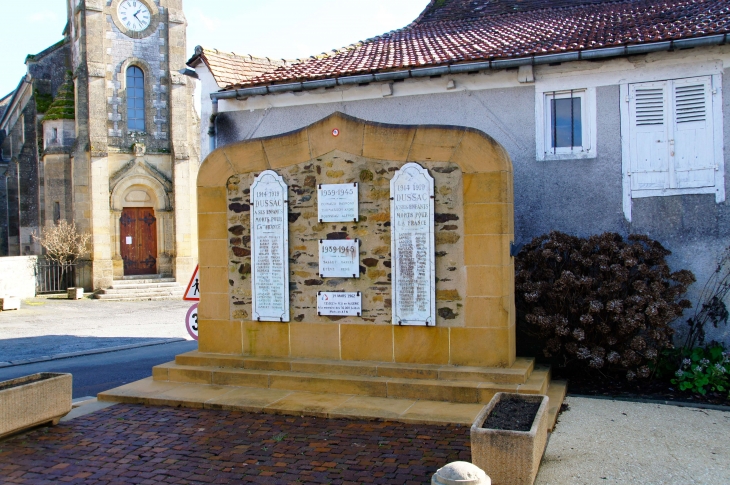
250,170,290,322
390,162,436,326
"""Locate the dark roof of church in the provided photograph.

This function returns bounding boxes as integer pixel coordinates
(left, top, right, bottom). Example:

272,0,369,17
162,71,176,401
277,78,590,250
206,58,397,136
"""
218,0,730,90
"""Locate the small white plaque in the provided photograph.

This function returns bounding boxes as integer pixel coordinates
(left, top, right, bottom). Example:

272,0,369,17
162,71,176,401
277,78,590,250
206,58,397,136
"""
317,183,358,222
251,170,290,322
319,239,360,278
125,236,132,245
317,291,362,316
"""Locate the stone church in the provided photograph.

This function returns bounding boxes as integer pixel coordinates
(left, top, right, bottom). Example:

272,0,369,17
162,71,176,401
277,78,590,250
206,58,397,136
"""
0,0,199,293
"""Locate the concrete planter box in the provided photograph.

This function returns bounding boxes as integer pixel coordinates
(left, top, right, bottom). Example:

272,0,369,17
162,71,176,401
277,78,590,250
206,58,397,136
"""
470,392,549,485
0,373,72,439
67,287,84,300
0,296,20,310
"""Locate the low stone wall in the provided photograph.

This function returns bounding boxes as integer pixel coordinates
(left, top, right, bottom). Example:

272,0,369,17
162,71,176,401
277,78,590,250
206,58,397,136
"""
0,256,37,298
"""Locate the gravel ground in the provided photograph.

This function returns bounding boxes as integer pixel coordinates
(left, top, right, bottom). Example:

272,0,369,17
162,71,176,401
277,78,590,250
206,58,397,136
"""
535,396,730,485
0,296,192,363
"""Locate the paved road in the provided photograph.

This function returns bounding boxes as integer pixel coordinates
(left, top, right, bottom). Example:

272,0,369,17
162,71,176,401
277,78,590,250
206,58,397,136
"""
0,340,197,399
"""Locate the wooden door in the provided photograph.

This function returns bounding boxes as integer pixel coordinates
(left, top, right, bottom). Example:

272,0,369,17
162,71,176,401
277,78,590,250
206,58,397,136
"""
120,207,157,275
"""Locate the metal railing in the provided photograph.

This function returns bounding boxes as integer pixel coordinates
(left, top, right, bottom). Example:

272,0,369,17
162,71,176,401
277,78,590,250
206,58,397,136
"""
35,260,76,294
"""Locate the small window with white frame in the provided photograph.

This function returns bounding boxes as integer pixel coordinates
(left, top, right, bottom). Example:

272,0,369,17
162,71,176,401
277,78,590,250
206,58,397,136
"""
537,87,596,160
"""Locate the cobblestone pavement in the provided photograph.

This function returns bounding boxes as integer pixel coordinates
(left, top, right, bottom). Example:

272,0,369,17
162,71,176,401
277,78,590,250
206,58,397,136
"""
0,404,469,484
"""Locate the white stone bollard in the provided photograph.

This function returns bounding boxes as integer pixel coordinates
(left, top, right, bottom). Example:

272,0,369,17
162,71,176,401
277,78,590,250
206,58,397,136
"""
67,287,84,300
0,296,21,311
432,461,491,485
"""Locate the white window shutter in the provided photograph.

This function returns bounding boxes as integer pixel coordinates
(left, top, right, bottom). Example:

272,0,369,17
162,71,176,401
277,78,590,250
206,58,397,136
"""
628,82,670,191
672,76,715,189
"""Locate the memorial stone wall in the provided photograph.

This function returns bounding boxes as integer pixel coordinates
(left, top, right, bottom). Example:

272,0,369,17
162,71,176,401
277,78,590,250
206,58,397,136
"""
196,113,515,368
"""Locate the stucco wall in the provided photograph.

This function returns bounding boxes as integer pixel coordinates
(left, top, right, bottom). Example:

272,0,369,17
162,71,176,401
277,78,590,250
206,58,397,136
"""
0,256,37,298
211,67,730,344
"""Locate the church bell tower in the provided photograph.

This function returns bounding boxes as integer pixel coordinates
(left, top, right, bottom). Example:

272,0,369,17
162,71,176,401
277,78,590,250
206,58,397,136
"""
67,0,199,289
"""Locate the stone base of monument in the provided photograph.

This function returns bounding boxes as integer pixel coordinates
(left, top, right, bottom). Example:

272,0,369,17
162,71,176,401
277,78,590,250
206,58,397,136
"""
98,352,567,428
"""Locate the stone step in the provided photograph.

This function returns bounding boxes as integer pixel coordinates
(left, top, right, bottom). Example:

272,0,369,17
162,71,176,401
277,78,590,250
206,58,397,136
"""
99,284,182,293
98,377,492,425
152,361,551,405
109,279,178,287
175,351,536,384
93,290,184,301
118,274,172,281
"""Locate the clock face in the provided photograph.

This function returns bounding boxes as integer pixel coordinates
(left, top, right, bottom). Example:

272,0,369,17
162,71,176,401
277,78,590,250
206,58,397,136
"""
117,0,151,32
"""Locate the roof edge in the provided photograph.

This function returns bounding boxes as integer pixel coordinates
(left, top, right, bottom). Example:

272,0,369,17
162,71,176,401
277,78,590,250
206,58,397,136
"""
213,34,730,99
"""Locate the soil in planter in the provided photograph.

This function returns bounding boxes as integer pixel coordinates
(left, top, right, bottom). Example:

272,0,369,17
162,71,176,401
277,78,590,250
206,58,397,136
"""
483,397,541,431
0,373,58,392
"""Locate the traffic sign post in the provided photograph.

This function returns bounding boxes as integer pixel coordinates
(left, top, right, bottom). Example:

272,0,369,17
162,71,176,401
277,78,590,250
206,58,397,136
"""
186,303,199,340
184,265,200,301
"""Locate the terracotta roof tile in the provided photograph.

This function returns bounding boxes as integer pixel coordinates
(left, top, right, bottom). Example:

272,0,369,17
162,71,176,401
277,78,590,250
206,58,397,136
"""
187,46,293,88
221,0,730,90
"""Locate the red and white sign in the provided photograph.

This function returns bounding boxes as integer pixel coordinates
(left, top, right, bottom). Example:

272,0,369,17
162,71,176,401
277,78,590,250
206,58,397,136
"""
186,303,199,340
183,265,200,301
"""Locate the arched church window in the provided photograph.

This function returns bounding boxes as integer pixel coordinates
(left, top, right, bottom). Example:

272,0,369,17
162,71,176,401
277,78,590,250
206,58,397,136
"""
126,66,145,131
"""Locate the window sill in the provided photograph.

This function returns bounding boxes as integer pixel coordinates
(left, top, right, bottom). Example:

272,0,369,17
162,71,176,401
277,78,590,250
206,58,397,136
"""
538,150,597,161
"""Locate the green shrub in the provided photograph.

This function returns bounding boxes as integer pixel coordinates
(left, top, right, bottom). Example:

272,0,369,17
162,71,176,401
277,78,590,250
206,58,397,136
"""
671,345,729,395
515,231,695,381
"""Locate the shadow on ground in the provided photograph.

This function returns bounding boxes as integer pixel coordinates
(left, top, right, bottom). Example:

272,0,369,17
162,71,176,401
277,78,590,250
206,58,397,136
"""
0,335,177,364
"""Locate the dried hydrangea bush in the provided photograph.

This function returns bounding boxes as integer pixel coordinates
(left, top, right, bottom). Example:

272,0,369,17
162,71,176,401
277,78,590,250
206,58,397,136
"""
515,231,695,381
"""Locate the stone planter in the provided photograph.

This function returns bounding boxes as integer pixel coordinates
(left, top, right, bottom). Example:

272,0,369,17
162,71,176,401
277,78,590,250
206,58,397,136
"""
0,373,72,439
470,392,549,485
0,296,20,310
67,287,84,300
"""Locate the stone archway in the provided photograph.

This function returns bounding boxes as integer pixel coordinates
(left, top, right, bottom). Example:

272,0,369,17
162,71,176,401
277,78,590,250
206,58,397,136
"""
110,175,172,277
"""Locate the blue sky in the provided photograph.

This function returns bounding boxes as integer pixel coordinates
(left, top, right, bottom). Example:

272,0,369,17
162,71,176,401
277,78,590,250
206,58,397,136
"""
0,0,428,96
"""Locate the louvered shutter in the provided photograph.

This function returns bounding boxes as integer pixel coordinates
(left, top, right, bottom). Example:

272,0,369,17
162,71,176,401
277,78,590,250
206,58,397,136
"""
672,77,715,188
628,82,670,191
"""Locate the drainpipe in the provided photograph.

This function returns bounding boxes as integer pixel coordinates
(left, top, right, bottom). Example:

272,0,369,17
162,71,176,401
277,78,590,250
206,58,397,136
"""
209,98,218,154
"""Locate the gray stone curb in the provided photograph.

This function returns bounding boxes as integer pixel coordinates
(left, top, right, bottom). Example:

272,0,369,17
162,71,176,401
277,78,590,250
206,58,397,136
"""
0,338,187,368
569,393,730,413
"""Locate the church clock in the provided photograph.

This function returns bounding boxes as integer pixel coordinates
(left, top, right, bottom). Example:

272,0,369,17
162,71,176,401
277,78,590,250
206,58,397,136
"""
117,1,151,32
111,0,159,39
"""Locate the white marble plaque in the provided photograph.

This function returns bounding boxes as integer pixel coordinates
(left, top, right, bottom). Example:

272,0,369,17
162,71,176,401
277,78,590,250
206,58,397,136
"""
319,239,360,278
250,170,289,322
317,291,362,316
318,183,359,222
390,163,435,326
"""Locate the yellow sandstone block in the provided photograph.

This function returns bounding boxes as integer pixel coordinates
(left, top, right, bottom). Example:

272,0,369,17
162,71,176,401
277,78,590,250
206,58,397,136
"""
198,212,228,240
242,321,290,357
408,127,465,162
198,292,230,321
290,323,340,360
198,240,228,267
198,319,243,354
197,186,227,213
222,140,269,174
466,265,514,298
393,326,449,365
341,324,394,362
464,203,514,235
198,149,235,188
262,128,311,168
449,327,513,367
362,124,416,161
308,112,365,158
464,296,511,328
199,266,229,295
450,130,512,174
464,234,512,266
463,172,513,204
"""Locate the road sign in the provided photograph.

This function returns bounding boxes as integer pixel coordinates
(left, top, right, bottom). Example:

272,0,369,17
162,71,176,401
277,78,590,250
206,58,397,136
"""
186,303,199,340
184,265,200,301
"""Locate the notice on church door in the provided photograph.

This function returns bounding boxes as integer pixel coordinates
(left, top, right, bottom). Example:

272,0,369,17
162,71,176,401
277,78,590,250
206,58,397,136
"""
390,163,435,326
250,170,290,322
